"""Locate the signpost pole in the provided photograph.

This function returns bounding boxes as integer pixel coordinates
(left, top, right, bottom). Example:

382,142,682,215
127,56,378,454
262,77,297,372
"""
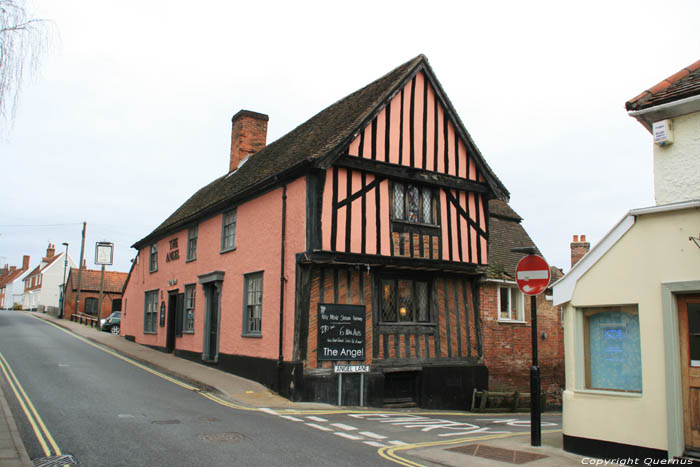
530,293,541,447
512,248,550,448
360,373,364,407
337,374,342,406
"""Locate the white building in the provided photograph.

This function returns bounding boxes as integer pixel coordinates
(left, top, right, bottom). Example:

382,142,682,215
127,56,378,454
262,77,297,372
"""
553,59,700,461
1,257,32,309
22,244,77,312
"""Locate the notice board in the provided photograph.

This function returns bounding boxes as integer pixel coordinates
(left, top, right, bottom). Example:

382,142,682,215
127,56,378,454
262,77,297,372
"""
317,304,365,361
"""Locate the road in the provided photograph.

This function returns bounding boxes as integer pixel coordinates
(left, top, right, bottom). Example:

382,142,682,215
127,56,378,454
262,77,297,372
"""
0,311,561,466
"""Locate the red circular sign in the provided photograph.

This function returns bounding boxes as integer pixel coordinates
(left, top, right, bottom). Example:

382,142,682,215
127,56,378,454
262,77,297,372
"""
515,255,551,296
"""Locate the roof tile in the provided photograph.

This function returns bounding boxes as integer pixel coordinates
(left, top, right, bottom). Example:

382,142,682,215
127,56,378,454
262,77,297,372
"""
626,59,700,111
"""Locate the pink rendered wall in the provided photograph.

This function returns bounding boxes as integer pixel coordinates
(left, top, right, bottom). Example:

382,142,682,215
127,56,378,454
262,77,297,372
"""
122,177,306,361
346,71,478,182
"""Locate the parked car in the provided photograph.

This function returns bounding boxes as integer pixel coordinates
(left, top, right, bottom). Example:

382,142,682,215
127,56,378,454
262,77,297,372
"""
100,312,121,335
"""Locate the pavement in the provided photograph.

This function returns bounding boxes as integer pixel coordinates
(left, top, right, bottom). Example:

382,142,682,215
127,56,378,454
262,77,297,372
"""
0,309,590,466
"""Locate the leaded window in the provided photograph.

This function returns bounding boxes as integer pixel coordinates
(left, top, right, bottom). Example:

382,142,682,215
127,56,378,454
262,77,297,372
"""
243,272,263,335
381,278,430,323
392,182,435,225
184,284,195,332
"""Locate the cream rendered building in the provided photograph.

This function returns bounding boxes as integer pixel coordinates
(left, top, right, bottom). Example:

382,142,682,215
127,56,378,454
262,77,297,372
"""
554,59,700,461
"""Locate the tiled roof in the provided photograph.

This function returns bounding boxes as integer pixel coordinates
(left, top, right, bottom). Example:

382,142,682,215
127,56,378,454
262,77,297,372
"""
487,199,542,280
626,59,700,111
68,268,128,294
41,253,64,271
25,265,41,279
0,268,26,287
134,54,508,248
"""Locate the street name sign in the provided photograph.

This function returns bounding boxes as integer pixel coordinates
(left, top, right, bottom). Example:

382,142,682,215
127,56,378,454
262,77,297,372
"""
515,254,550,296
334,365,370,373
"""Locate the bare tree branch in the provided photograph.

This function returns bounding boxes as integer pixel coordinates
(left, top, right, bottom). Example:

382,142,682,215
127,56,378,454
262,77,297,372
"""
0,0,54,132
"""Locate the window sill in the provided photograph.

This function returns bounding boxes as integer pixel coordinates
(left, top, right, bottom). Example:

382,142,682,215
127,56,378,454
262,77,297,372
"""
182,330,194,334
392,219,440,229
497,319,527,324
242,332,262,338
149,269,158,274
573,388,642,398
186,257,196,263
220,247,236,255
144,331,157,335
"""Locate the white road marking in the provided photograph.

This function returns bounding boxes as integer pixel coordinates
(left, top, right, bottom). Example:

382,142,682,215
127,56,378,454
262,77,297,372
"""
364,441,388,448
306,416,328,422
280,415,304,422
389,440,407,445
330,423,358,431
259,408,278,416
306,423,332,432
334,432,363,440
359,431,387,439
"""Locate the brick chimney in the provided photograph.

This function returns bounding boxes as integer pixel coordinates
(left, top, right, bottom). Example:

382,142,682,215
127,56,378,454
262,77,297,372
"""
22,255,30,271
229,110,268,173
571,234,590,268
46,243,55,259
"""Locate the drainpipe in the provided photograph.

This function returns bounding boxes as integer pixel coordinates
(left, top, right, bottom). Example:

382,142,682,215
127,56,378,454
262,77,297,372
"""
277,184,287,392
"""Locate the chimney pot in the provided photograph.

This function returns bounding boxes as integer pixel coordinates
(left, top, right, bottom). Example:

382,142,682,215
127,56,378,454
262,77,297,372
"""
23,255,30,271
229,110,269,173
571,233,591,268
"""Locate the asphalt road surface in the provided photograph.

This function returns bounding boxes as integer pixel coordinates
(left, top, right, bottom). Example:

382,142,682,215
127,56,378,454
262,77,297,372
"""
0,311,399,467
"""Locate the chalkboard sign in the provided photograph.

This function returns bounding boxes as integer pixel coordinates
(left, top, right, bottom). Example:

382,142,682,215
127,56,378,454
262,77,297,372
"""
317,304,365,361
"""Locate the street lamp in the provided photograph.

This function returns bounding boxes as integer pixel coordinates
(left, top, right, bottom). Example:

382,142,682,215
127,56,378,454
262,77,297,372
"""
60,242,69,319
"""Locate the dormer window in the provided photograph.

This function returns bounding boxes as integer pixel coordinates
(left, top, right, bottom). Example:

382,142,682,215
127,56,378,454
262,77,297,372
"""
392,182,436,225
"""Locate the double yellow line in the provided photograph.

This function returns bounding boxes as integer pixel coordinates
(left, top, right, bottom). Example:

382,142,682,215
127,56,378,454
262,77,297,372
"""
0,352,61,458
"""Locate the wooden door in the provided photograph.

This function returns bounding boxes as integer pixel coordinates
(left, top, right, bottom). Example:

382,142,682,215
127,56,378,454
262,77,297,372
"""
678,295,700,450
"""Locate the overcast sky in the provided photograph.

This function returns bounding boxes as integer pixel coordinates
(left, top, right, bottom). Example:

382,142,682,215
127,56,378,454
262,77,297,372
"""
2,0,699,276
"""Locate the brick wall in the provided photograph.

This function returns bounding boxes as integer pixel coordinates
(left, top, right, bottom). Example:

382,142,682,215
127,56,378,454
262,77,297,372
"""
63,287,122,320
480,282,564,406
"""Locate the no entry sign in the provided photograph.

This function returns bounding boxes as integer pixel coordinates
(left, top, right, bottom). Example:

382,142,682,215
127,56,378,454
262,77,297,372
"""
515,255,550,296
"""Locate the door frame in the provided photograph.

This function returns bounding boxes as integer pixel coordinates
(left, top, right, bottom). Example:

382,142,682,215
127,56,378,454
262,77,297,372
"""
677,294,700,452
198,271,225,363
661,281,700,459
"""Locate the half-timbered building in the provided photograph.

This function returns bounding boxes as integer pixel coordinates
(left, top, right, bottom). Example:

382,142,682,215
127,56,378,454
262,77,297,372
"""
122,55,556,408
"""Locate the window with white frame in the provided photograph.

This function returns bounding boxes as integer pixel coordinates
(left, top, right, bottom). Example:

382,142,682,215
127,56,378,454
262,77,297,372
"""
221,209,237,252
187,225,198,261
144,290,158,333
184,284,195,332
149,244,158,272
243,272,263,336
498,285,524,321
